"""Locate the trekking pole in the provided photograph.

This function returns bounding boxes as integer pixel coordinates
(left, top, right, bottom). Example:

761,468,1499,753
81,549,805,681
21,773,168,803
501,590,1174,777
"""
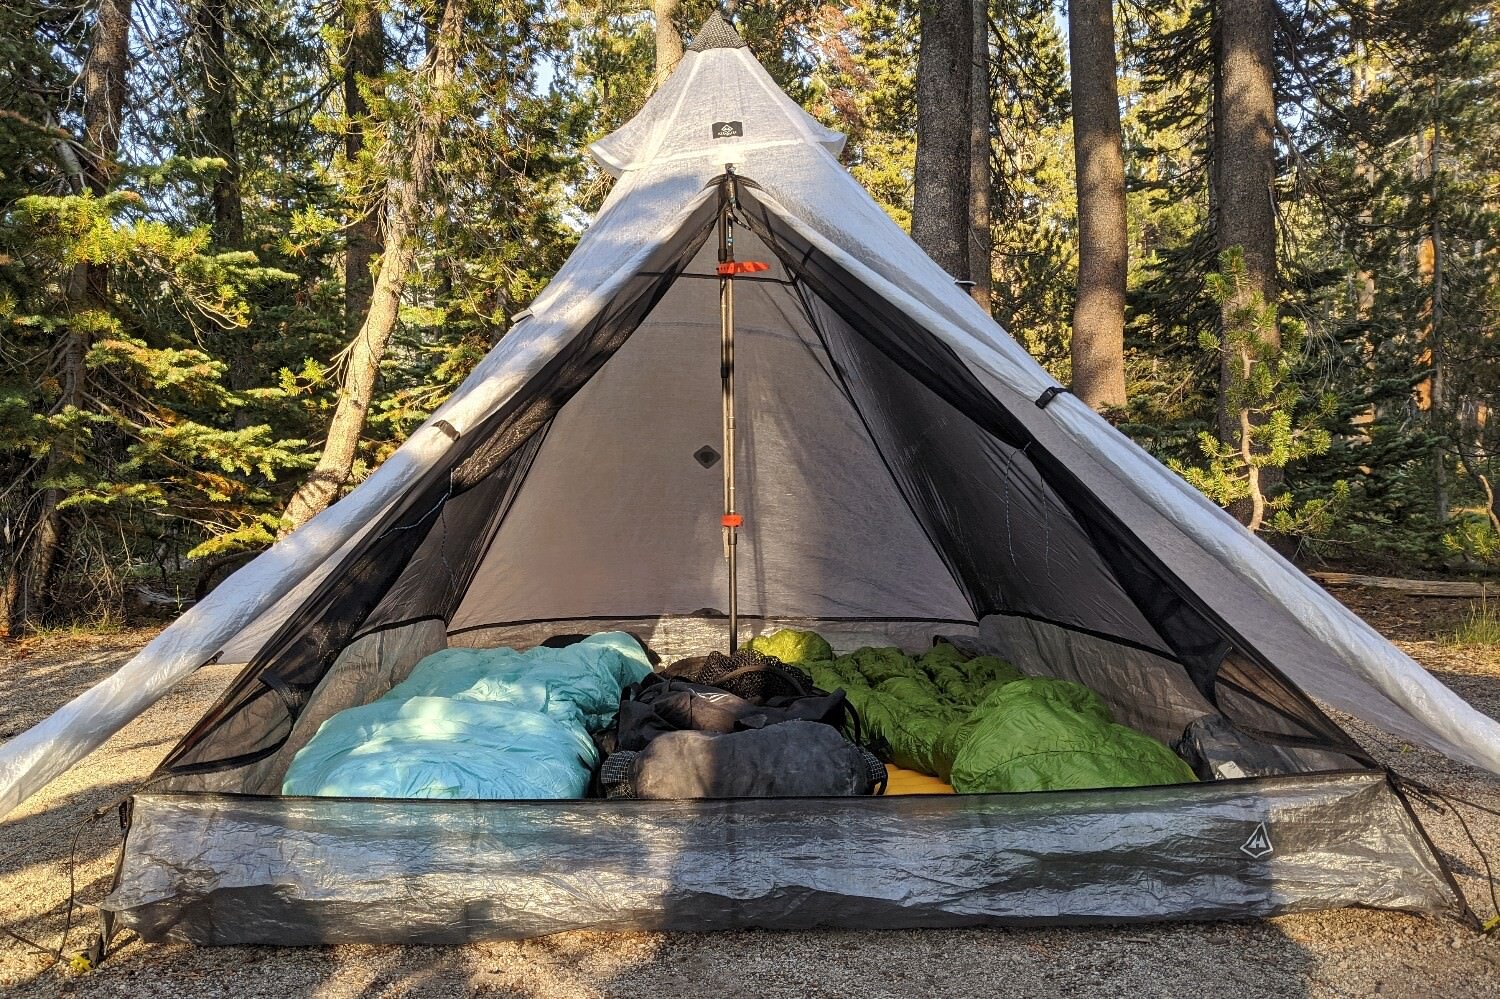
718,170,740,653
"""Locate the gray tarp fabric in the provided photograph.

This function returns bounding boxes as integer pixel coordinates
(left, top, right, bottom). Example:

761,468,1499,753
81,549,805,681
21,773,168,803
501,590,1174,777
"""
105,773,1461,944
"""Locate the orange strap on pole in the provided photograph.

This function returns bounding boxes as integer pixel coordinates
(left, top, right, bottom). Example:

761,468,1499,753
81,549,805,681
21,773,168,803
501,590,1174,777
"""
716,261,769,275
721,514,743,528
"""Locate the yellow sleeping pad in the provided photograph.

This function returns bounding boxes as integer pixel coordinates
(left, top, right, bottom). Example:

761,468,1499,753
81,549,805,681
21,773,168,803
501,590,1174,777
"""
882,765,955,795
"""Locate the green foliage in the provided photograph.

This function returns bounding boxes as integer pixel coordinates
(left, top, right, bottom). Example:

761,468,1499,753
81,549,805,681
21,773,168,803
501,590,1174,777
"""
805,0,920,225
0,187,310,584
1443,596,1500,649
1172,249,1337,533
1443,516,1500,566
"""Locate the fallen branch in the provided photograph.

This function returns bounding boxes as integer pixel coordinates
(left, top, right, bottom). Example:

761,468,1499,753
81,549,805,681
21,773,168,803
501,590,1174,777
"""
1311,571,1494,599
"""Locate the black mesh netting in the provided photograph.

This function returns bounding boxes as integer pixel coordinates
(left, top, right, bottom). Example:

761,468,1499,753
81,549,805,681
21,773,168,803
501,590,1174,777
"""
660,648,817,702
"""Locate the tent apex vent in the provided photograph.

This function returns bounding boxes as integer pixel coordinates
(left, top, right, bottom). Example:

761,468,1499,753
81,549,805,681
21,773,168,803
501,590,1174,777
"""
688,10,749,52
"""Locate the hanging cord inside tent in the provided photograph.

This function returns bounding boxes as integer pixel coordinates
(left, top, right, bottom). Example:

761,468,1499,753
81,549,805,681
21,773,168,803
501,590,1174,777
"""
1393,772,1500,933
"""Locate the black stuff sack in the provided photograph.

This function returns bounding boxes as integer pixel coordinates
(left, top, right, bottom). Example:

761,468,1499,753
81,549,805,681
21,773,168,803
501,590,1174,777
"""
601,720,886,799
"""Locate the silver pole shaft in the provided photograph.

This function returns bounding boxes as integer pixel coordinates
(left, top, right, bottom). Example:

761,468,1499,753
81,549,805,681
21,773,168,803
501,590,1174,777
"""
719,178,738,653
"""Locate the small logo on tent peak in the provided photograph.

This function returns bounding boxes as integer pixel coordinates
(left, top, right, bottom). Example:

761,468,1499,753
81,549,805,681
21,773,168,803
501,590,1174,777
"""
712,120,744,139
694,445,722,469
1240,822,1274,859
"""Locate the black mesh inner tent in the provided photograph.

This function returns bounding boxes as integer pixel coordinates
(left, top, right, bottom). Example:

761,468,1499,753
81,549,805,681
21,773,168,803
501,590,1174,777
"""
160,175,1365,780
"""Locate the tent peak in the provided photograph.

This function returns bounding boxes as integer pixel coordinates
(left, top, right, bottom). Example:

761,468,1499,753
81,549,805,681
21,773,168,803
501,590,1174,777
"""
687,10,748,52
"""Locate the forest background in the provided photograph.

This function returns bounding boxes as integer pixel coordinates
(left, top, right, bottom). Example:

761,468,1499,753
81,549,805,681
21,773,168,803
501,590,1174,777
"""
1,0,1496,634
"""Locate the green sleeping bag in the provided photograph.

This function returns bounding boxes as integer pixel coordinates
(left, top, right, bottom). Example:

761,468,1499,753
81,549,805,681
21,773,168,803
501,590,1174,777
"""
948,678,1198,793
748,629,1195,794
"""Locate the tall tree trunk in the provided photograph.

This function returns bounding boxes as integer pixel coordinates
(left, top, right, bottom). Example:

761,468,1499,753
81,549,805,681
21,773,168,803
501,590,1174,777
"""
281,0,468,534
80,0,133,199
1417,106,1448,523
648,0,683,87
913,0,973,279
9,0,134,634
1350,18,1378,433
1213,0,1280,523
343,0,385,337
967,0,992,310
193,0,252,425
1068,0,1128,410
1351,20,1376,325
194,0,243,246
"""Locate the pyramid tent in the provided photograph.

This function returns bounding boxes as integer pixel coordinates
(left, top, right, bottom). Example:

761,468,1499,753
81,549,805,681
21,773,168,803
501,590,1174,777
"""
1,12,1495,942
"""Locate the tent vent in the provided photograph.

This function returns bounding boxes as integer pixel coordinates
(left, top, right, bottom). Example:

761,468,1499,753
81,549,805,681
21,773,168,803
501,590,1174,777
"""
687,11,748,52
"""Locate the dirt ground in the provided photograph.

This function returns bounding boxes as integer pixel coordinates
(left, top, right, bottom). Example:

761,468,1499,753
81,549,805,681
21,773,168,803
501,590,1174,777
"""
1,591,1498,998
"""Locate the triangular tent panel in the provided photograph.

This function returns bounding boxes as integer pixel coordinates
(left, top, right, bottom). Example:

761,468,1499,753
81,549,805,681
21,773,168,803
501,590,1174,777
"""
1,11,1494,942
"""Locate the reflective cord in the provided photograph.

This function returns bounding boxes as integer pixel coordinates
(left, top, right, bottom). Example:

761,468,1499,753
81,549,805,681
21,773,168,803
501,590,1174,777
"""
0,804,107,966
375,473,456,541
1001,456,1018,570
1397,775,1500,932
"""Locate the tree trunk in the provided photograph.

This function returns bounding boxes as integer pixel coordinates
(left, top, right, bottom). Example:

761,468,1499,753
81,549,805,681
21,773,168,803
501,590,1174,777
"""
1213,0,1280,520
1351,20,1376,325
967,0,992,310
1416,100,1448,524
1350,18,1378,432
281,0,468,534
80,0,133,198
194,0,243,246
913,0,973,280
343,0,385,337
193,0,253,423
9,0,134,634
1068,0,1128,411
649,0,683,88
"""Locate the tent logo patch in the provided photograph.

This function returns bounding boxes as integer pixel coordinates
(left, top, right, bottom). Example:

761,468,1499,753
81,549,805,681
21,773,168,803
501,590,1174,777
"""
1240,822,1274,859
712,120,744,139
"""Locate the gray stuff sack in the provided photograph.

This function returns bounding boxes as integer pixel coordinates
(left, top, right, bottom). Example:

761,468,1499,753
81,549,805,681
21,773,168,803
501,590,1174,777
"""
602,720,886,799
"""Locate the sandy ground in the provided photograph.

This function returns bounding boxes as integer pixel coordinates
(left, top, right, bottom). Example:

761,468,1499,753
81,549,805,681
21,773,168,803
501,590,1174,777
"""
1,592,1498,998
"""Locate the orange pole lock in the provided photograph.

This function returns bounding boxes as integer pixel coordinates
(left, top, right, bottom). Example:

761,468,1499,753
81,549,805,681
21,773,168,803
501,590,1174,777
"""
716,261,770,275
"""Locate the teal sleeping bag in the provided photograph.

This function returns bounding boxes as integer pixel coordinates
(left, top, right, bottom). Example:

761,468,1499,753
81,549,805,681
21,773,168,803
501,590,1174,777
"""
280,696,598,799
282,632,651,799
386,632,652,730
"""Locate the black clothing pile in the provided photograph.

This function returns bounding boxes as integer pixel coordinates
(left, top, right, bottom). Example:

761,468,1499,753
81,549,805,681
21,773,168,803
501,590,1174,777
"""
599,648,886,799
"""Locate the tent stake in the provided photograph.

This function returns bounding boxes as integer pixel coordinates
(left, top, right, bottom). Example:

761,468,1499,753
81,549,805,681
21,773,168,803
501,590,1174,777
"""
718,171,739,653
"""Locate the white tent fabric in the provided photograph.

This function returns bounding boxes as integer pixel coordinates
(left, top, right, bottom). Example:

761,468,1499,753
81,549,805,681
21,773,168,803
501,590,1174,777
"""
2,22,1498,819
